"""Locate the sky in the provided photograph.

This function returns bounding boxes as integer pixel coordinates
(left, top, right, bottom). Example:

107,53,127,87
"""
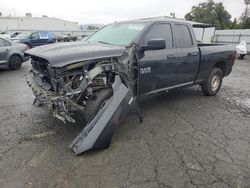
0,0,245,24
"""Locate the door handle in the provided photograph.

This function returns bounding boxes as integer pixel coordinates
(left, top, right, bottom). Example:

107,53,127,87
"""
167,54,177,59
188,52,199,56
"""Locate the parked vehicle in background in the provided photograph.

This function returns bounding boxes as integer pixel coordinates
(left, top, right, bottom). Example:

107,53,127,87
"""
55,34,66,42
26,17,236,155
236,41,247,59
0,37,29,70
64,33,78,42
0,31,11,39
11,31,56,48
10,32,22,38
55,33,79,42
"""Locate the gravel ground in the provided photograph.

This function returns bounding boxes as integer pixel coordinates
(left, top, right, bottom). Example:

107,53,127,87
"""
0,58,250,188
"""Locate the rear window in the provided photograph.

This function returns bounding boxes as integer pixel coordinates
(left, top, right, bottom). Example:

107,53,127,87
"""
48,32,55,39
174,24,193,48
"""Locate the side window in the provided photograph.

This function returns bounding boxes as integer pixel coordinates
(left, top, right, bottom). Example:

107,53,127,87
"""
174,24,193,48
0,39,4,47
142,23,173,49
30,32,39,40
39,32,49,39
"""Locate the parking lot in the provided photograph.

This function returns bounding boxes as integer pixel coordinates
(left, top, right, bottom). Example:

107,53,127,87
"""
0,58,250,188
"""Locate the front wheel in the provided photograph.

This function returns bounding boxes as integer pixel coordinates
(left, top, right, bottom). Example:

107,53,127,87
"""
8,55,23,70
201,68,223,96
84,88,113,123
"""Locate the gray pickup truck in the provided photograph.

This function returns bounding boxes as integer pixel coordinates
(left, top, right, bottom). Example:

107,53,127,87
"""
25,17,236,155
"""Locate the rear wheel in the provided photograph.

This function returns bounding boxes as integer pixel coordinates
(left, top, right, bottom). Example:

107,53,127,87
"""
8,55,23,70
201,68,223,96
239,54,245,59
84,88,113,123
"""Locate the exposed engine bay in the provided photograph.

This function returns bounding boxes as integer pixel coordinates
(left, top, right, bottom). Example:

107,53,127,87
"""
25,44,142,154
26,45,138,123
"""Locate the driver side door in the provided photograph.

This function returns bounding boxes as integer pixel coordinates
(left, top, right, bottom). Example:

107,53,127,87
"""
137,23,178,96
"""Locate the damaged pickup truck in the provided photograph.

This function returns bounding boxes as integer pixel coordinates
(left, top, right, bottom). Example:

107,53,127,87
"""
25,17,236,155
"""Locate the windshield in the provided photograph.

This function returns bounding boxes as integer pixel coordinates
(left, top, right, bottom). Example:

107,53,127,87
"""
15,32,31,39
87,22,146,46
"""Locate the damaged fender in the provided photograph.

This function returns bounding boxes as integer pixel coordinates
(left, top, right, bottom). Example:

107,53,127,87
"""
69,76,140,155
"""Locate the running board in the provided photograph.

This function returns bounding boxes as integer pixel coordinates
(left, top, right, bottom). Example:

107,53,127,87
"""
69,76,141,155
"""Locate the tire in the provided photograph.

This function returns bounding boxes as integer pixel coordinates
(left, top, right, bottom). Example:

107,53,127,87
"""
85,88,113,123
201,68,223,96
240,54,245,59
8,55,23,70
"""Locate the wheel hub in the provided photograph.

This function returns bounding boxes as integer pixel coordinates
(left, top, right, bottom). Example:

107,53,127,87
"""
211,74,220,91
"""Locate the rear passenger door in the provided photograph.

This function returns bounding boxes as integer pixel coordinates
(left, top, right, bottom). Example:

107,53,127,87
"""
137,23,178,95
173,24,199,84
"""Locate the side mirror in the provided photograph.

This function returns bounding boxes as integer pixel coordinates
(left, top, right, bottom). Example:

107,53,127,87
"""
139,38,166,51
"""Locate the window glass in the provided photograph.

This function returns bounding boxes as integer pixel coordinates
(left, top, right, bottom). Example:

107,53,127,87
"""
174,24,193,48
142,23,173,49
30,32,39,40
39,32,49,39
0,39,5,47
48,32,55,39
87,23,146,46
16,32,31,39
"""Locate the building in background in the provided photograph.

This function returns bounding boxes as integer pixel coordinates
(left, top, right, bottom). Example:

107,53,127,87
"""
0,14,80,32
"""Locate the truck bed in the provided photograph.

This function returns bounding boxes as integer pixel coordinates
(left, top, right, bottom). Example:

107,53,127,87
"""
195,43,236,83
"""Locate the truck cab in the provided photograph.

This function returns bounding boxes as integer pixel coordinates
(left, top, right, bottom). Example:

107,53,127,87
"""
135,22,199,95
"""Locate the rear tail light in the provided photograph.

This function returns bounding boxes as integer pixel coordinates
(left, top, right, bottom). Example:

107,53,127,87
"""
232,51,237,65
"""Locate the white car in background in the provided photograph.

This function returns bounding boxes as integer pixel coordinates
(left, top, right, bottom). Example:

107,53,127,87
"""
236,41,247,59
0,30,11,39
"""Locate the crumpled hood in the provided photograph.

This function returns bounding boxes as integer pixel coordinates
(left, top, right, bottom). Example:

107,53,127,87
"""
25,42,126,67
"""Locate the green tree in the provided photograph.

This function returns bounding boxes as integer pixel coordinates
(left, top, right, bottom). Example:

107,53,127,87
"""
230,18,238,29
185,0,232,29
239,0,250,28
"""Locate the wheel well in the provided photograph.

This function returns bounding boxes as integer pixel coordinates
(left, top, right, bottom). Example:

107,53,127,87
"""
214,61,226,77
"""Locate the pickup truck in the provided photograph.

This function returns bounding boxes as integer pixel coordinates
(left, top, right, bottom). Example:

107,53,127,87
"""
25,17,236,155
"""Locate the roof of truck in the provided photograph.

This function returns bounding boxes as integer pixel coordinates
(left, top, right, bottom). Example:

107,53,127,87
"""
123,16,212,28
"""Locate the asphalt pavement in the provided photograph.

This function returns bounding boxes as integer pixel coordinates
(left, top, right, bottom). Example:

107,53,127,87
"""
0,58,250,188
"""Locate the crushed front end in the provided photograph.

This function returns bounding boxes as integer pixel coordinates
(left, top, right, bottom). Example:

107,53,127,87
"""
26,56,89,123
25,43,142,155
